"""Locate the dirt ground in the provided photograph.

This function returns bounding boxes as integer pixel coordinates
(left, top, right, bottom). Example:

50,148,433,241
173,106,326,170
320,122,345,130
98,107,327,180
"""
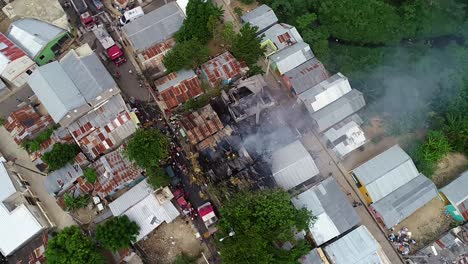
229,0,258,13
138,217,207,264
432,152,468,188
392,197,453,252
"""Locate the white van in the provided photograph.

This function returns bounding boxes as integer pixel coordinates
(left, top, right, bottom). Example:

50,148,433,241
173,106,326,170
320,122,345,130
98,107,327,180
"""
119,6,144,25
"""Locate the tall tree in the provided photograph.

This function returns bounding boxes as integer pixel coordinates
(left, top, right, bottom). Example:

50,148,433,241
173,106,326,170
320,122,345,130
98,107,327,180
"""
163,38,210,72
231,23,265,67
46,226,104,264
175,0,223,44
95,215,140,252
124,129,170,170
218,189,315,264
42,143,80,171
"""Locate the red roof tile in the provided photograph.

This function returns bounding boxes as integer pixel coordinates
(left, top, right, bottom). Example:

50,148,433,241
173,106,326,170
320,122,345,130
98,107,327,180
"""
200,52,246,88
5,105,54,145
155,72,203,109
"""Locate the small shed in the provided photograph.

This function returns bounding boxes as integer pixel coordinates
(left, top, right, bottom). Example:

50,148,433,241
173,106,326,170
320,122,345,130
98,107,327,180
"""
240,4,278,33
440,171,468,221
271,140,319,190
291,177,360,246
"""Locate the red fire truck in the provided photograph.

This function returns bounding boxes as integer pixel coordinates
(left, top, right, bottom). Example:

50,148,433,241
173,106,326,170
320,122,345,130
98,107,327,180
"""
93,25,127,66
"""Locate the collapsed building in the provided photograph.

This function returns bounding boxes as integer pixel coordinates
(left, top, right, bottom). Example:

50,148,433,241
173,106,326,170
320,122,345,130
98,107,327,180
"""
222,75,276,124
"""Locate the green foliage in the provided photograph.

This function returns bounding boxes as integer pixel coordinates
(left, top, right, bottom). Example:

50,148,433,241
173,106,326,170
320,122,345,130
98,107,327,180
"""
0,117,5,126
183,88,221,112
413,131,452,177
233,7,243,18
22,127,56,152
95,215,140,252
220,22,237,49
46,226,104,264
247,65,265,77
218,189,315,264
175,0,223,44
146,166,170,189
124,129,170,170
239,0,254,4
42,143,80,171
83,167,98,183
63,193,89,211
173,253,198,264
231,23,266,67
163,39,210,73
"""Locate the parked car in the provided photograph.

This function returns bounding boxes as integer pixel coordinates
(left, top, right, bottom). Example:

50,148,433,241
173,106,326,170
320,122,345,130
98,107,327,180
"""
119,6,144,25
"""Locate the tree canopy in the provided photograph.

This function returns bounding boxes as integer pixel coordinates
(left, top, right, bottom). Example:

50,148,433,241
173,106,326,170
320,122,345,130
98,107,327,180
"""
42,143,80,171
63,193,89,211
146,166,171,189
83,167,98,183
175,0,223,44
46,226,104,264
163,38,210,72
231,23,266,67
218,189,315,264
95,215,140,252
124,129,170,170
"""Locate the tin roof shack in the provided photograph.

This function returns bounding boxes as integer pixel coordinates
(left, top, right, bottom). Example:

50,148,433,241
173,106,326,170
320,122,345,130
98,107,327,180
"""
154,70,203,110
122,2,184,71
261,23,303,56
222,75,276,124
0,161,50,257
323,114,367,159
92,148,144,200
4,105,53,145
200,52,248,88
141,38,176,78
28,45,120,127
440,171,468,221
282,58,329,96
241,4,278,34
43,163,83,197
298,73,352,114
309,89,366,133
179,104,224,145
109,179,180,242
417,222,468,264
5,231,48,264
269,42,314,76
67,95,137,160
323,226,391,264
292,177,360,246
0,33,37,88
271,140,320,191
7,18,70,66
370,174,437,228
2,0,70,31
351,145,420,204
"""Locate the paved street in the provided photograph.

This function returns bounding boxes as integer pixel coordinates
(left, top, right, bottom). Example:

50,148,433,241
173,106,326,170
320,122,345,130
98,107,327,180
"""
0,127,75,230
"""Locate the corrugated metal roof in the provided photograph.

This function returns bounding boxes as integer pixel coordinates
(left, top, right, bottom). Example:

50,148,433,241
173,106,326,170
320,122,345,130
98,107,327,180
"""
6,18,65,58
0,162,44,256
262,23,303,51
371,174,437,228
28,62,88,123
156,69,196,93
323,114,366,158
201,51,246,88
299,249,325,264
156,70,203,109
271,140,319,190
441,171,468,206
0,32,28,73
179,104,224,145
310,89,365,132
67,95,136,160
123,2,184,52
292,177,360,245
43,163,83,196
60,50,117,103
5,105,54,145
110,179,179,241
298,73,352,113
324,226,386,264
283,58,329,95
353,145,419,202
270,42,314,75
241,4,278,33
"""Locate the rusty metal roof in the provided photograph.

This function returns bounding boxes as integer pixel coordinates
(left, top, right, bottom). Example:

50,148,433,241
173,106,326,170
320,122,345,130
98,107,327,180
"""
5,105,54,145
200,52,246,87
155,70,203,109
141,38,175,73
92,147,143,199
180,104,224,145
